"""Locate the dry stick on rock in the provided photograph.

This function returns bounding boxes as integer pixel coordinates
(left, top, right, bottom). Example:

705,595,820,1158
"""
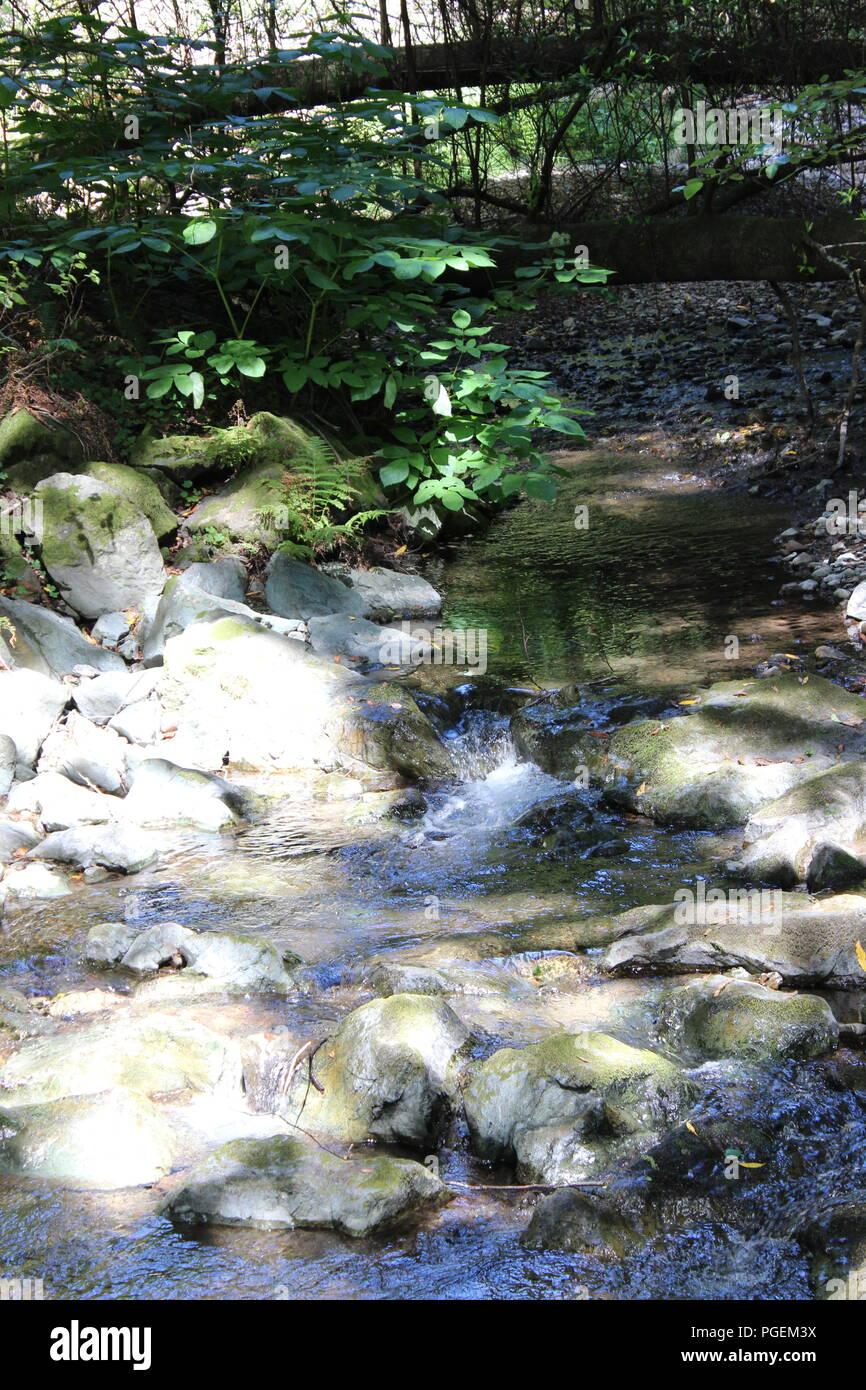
769,280,815,433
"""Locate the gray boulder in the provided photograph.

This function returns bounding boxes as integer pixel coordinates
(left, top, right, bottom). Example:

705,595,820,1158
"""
141,559,285,663
0,818,41,862
0,596,126,678
265,552,364,620
340,566,442,621
602,892,866,988
463,1031,697,1183
655,975,839,1061
118,921,296,993
728,762,866,887
28,823,159,873
34,472,166,619
0,669,67,765
0,408,84,490
273,994,468,1146
807,841,866,893
122,757,246,831
307,613,407,664
160,1135,449,1235
0,735,15,796
83,920,140,966
2,862,71,898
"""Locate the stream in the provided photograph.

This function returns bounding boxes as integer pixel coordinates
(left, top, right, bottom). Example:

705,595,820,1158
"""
1,447,863,1302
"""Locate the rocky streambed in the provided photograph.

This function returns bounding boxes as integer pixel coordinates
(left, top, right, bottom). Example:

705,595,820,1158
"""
1,423,866,1300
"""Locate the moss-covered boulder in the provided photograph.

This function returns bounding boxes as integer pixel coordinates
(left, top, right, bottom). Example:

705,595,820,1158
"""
463,1030,697,1183
655,975,839,1061
76,462,177,541
271,994,469,1147
329,680,458,780
159,1135,450,1235
0,409,84,490
513,674,866,830
34,473,166,619
729,762,866,887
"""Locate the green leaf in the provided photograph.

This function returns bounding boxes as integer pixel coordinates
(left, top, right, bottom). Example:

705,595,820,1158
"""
182,218,218,245
380,459,410,487
682,179,703,201
543,413,586,437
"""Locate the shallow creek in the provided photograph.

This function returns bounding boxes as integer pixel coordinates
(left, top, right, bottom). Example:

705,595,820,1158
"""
1,448,863,1301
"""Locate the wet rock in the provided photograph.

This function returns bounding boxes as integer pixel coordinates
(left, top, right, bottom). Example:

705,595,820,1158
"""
28,823,159,873
0,985,55,1040
34,473,166,619
806,841,866,893
339,567,442,621
159,1135,449,1235
463,1031,696,1183
3,861,70,899
0,596,125,678
119,922,297,993
514,675,866,830
265,552,364,620
0,1089,175,1188
331,680,457,781
655,975,839,1061
603,892,866,988
729,762,866,887
122,757,246,832
365,959,524,1000
274,994,469,1147
0,669,67,766
83,920,140,965
0,1012,242,1105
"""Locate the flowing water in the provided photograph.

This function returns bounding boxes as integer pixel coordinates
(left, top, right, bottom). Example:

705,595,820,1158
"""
1,448,863,1302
